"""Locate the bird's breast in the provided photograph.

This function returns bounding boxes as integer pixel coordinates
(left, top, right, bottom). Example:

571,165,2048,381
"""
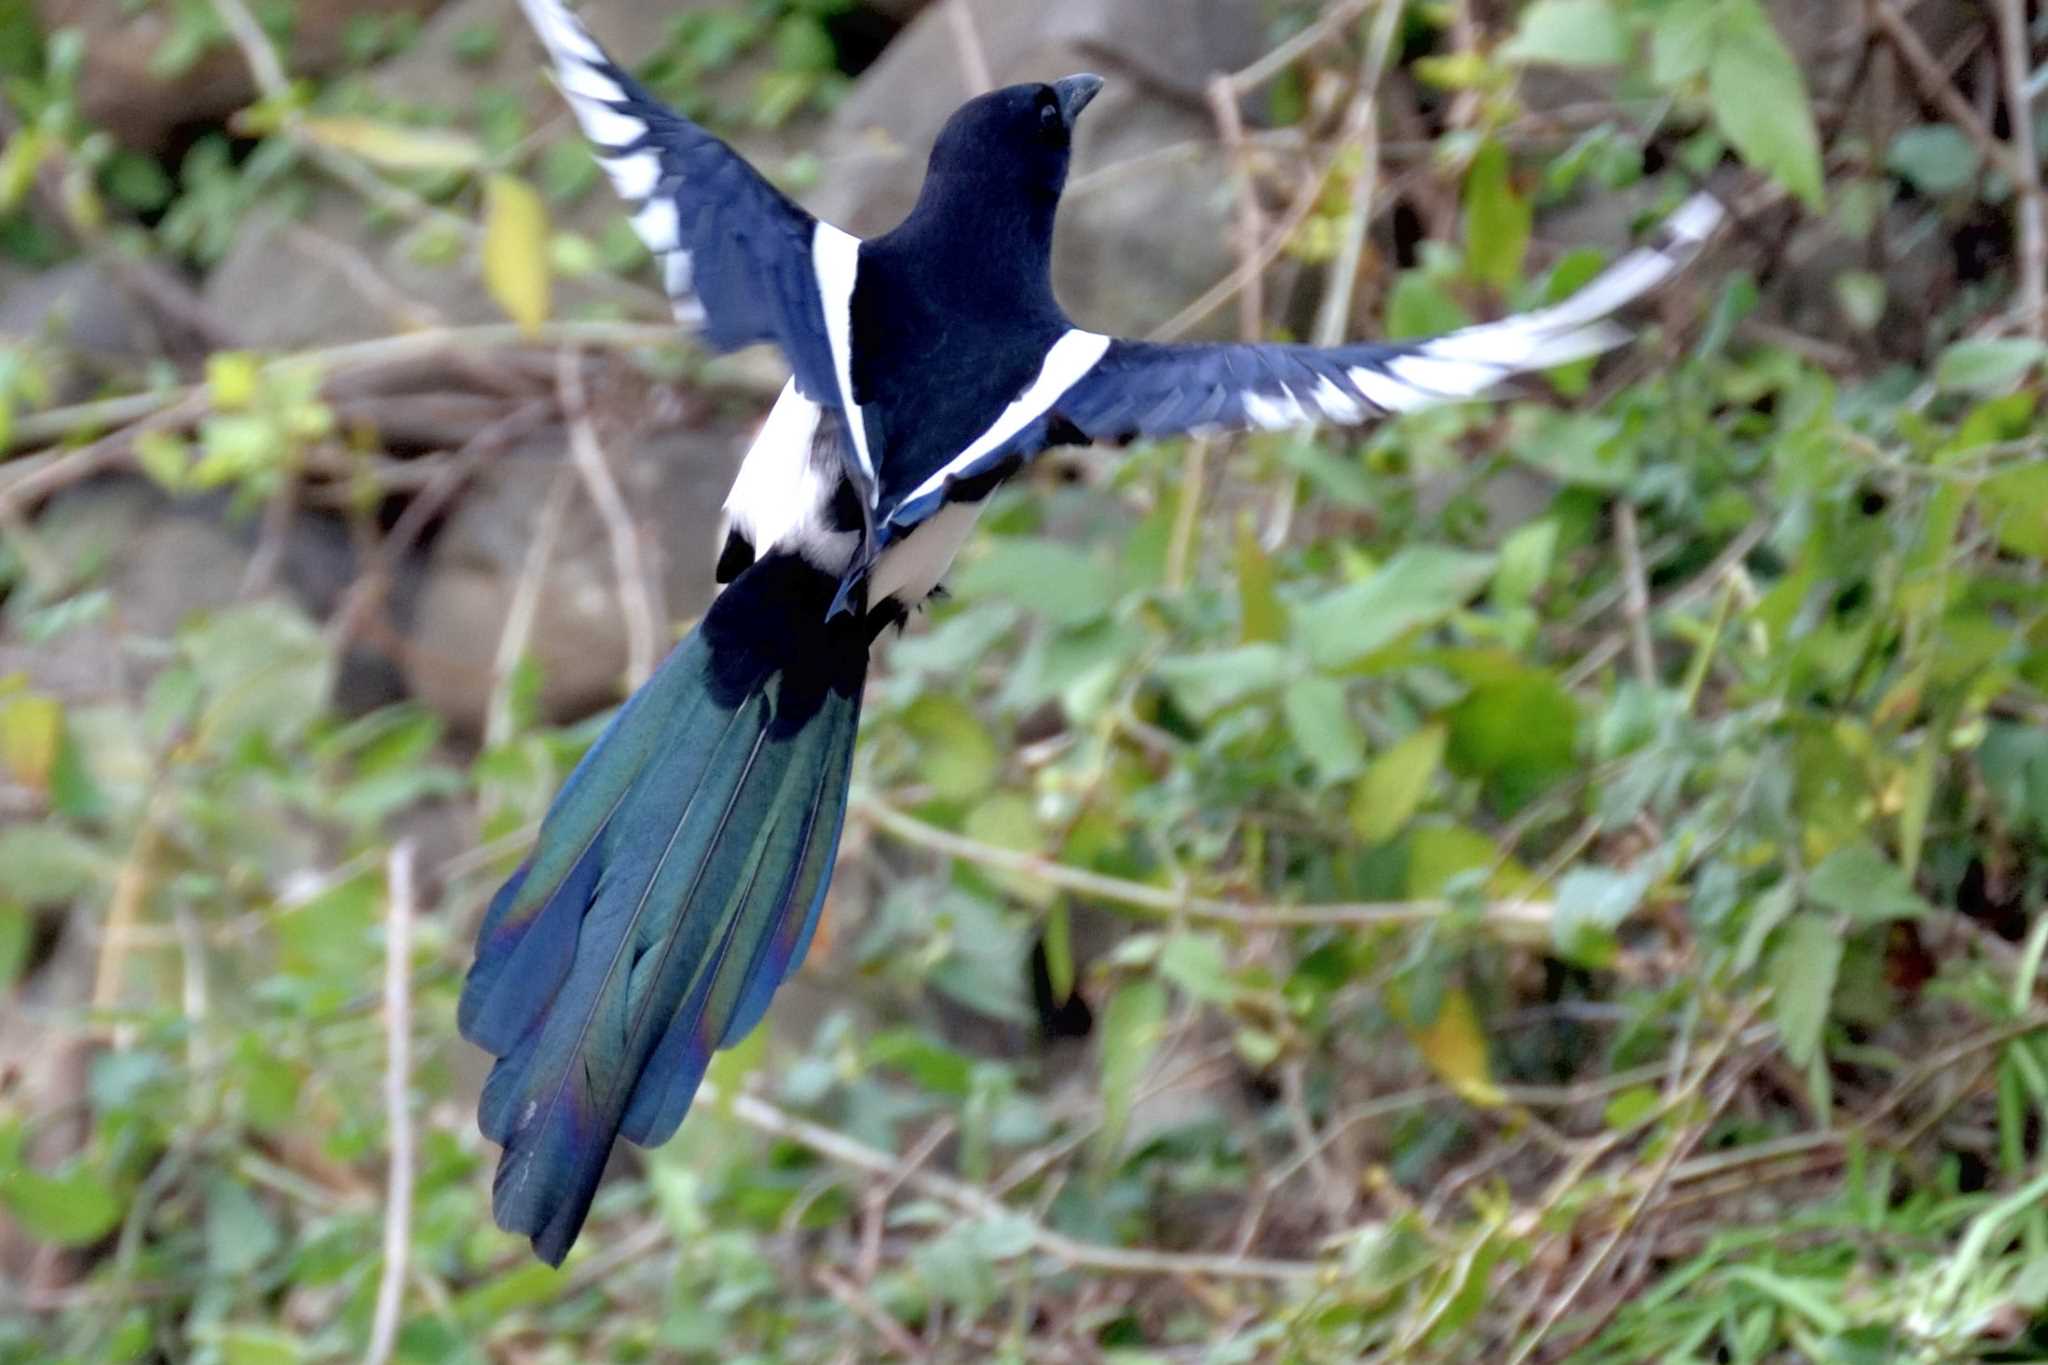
866,500,987,606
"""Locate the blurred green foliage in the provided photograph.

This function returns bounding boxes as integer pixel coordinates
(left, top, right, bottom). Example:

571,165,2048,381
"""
5,0,2048,1361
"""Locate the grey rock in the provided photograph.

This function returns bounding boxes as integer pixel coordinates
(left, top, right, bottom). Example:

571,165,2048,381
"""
402,410,746,732
0,259,161,404
34,0,450,153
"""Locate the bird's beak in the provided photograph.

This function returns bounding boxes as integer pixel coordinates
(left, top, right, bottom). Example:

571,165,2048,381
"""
1054,73,1104,125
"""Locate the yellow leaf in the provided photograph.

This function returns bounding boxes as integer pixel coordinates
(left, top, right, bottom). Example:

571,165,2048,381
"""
0,692,63,791
1398,986,1504,1108
483,173,552,336
298,116,484,171
1350,724,1447,845
206,352,261,411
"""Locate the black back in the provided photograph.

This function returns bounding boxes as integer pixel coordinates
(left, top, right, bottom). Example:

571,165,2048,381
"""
850,82,1082,511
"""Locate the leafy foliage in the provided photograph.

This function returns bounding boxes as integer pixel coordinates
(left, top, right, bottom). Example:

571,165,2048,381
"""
4,0,2048,1361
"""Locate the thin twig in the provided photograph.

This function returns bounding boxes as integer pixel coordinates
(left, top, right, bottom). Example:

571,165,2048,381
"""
486,467,577,748
1205,77,1267,341
1865,0,2022,182
818,1267,932,1361
700,1082,1319,1283
207,0,288,96
1614,501,1656,685
856,797,1554,936
1226,0,1376,93
1563,517,1768,688
1269,0,1401,549
558,350,661,689
366,841,417,1365
1992,0,2044,339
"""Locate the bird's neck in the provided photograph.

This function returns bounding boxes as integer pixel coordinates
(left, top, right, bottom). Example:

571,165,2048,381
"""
886,176,1063,319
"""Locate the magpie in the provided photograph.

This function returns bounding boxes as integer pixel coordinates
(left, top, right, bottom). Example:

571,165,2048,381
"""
461,0,1725,1266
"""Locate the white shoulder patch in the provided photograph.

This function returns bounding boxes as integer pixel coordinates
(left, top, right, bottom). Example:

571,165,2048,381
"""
812,224,874,489
898,329,1113,510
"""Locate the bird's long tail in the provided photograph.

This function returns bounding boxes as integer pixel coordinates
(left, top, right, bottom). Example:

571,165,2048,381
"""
458,553,869,1265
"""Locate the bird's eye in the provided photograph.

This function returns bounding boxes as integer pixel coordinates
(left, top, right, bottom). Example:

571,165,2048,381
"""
1038,101,1062,133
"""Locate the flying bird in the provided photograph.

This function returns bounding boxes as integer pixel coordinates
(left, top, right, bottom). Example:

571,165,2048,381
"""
461,0,1725,1265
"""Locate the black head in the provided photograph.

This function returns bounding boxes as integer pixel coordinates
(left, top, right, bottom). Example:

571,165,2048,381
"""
918,73,1104,209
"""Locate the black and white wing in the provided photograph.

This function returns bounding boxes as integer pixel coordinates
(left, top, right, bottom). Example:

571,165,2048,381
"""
519,0,875,488
873,193,1725,542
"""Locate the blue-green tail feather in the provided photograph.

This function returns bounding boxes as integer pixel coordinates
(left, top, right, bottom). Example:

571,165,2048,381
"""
458,554,869,1265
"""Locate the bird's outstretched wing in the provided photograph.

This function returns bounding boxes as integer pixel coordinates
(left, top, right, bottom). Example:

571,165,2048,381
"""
871,193,1725,549
519,0,872,486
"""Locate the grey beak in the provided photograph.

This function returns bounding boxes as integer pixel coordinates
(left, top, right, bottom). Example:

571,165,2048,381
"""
1054,73,1104,124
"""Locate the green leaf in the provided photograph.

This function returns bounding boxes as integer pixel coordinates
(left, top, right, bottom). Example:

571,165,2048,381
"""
1982,462,2048,560
483,172,552,335
1234,517,1286,644
211,1328,307,1365
1446,668,1579,812
1042,901,1074,1003
1296,547,1497,670
1706,1,1824,209
0,689,61,790
1350,724,1447,845
1936,338,2048,394
1492,519,1558,611
1833,270,1886,332
1887,123,1979,196
1,1161,122,1246
1604,1085,1660,1130
1501,0,1628,67
0,825,102,905
1385,270,1473,339
1805,841,1929,922
205,1177,280,1276
0,900,26,986
901,694,1001,800
1551,863,1655,966
1282,675,1366,784
1463,139,1530,289
1153,643,1291,719
1096,977,1167,1167
1159,933,1233,1005
950,537,1113,627
1769,911,1841,1067
181,602,335,752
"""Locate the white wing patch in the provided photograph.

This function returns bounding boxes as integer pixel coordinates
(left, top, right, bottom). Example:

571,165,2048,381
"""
724,381,859,575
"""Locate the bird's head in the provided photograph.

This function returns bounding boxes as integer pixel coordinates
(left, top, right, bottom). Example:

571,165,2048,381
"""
922,73,1104,205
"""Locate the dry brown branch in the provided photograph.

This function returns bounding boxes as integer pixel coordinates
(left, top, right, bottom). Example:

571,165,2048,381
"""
699,1082,1320,1283
1226,0,1377,93
1865,0,2023,183
856,797,1554,937
1563,517,1769,688
558,350,661,689
818,1267,932,1362
366,841,417,1365
1992,0,2044,339
1614,501,1656,685
486,464,576,749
